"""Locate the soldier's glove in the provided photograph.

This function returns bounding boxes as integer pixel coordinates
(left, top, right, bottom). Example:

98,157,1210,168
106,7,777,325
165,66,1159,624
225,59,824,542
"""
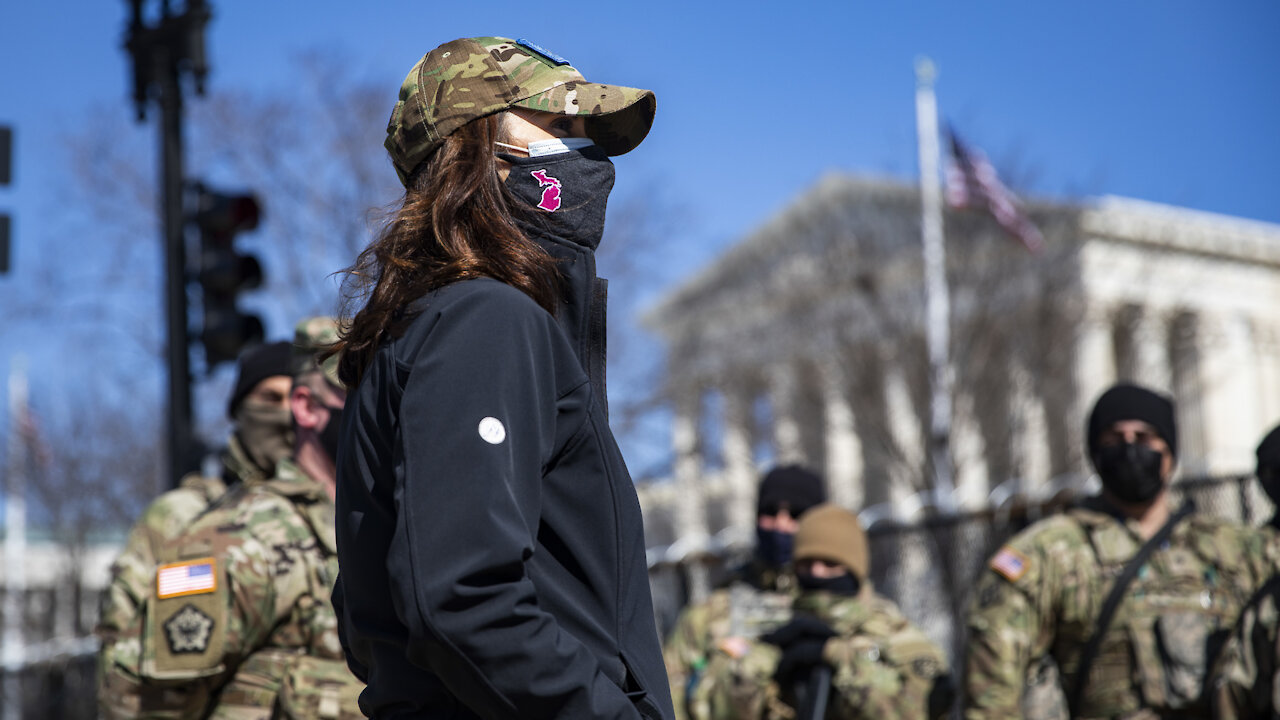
762,615,836,688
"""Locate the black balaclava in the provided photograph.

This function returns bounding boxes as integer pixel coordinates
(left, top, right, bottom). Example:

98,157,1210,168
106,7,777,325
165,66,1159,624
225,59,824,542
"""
1087,383,1177,505
755,465,826,568
502,144,615,250
755,529,794,569
1256,424,1280,509
797,572,861,596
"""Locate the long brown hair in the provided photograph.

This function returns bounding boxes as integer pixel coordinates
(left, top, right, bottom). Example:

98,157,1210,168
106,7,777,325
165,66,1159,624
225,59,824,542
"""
334,113,560,388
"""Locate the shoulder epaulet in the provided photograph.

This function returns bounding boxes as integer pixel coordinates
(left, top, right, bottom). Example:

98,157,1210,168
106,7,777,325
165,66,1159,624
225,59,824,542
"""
1064,504,1117,528
1187,515,1270,575
177,473,228,503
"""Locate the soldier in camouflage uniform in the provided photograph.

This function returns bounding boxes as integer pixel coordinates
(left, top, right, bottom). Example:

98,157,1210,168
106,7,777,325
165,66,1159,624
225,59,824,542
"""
97,341,293,685
1253,424,1280,532
1209,574,1280,718
665,466,827,720
695,504,951,720
1207,423,1280,718
965,383,1273,720
98,319,363,719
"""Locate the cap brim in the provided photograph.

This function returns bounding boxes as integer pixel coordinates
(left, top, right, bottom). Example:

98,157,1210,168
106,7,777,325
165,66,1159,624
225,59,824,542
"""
512,82,656,156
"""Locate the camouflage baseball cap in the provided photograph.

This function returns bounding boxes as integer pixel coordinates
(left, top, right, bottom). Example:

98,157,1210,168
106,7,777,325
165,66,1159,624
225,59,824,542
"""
292,317,342,388
385,36,657,185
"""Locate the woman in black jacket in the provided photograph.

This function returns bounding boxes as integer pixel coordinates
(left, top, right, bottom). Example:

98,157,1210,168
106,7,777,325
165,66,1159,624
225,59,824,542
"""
330,36,670,720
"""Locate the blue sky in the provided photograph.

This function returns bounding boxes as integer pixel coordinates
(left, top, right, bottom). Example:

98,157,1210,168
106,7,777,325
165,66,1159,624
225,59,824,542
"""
1,1,1278,484
5,2,1278,258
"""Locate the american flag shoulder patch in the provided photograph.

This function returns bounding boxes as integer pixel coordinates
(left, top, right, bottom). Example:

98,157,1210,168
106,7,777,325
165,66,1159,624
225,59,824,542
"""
990,547,1030,582
157,558,218,599
717,636,752,660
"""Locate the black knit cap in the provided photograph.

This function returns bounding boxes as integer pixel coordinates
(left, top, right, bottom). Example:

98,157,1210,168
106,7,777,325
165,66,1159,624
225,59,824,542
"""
1086,382,1178,468
1256,424,1280,475
757,465,826,517
226,341,293,419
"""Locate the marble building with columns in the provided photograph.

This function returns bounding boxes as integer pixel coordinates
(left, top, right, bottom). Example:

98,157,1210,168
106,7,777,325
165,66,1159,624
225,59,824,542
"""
637,174,1280,558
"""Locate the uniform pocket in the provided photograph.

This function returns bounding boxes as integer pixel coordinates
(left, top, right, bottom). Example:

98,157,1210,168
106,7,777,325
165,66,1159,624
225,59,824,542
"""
274,654,365,720
1154,610,1216,709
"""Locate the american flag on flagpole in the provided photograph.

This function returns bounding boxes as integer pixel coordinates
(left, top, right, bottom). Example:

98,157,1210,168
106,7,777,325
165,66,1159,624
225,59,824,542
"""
945,126,1045,252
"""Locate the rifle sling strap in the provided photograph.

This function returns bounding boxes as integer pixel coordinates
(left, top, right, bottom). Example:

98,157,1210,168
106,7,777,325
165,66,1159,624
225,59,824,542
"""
1066,500,1195,717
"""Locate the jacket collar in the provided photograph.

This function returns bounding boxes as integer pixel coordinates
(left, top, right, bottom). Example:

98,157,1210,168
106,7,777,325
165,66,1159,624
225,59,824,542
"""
526,229,609,416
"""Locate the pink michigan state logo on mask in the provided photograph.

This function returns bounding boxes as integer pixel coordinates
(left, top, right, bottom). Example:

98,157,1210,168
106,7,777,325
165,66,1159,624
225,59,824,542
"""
529,170,562,212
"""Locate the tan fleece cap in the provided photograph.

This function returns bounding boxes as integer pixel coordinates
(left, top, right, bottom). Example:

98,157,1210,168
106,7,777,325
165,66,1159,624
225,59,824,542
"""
793,504,869,580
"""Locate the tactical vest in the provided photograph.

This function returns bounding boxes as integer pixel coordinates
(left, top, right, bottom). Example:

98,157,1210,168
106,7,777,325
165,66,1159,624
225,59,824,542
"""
135,464,361,718
1056,509,1264,718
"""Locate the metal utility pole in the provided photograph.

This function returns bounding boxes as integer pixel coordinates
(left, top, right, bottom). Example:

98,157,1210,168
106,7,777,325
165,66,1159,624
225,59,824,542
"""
124,0,211,485
914,57,957,511
3,359,29,720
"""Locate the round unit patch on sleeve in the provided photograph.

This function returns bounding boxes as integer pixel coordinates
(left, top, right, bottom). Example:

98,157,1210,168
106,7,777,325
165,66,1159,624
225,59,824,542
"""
478,417,506,445
164,603,216,654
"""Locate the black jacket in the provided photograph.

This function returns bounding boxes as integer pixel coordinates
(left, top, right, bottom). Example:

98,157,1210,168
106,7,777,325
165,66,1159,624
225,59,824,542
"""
334,236,672,719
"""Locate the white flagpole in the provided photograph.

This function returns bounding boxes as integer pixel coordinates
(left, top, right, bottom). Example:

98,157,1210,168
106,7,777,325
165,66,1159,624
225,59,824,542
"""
914,57,957,511
3,357,28,720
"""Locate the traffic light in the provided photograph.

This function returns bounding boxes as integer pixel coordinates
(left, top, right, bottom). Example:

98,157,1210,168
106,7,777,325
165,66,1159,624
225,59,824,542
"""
1,125,10,275
191,183,264,369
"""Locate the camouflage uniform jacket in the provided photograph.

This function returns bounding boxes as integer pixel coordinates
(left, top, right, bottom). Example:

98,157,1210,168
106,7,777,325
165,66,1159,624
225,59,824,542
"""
693,589,950,720
98,473,228,645
97,435,271,690
964,500,1272,720
664,566,796,720
1209,574,1280,718
98,457,363,719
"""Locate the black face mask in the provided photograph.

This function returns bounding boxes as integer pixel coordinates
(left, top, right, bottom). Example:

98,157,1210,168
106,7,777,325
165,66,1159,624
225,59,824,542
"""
755,527,795,568
797,572,861,597
318,403,344,465
1095,442,1165,504
501,145,615,250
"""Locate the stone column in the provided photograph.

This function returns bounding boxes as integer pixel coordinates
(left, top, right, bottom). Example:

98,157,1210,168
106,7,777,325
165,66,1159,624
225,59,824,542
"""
882,360,923,508
1130,308,1172,393
55,571,76,639
795,374,828,473
1254,321,1280,429
950,390,990,508
1074,304,1116,462
1009,359,1051,494
671,387,710,601
1196,312,1259,474
720,384,758,535
1169,312,1207,476
768,363,805,465
817,359,862,510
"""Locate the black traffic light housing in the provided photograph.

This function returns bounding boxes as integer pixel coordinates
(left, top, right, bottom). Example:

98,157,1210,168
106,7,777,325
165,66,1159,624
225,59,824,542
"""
191,183,264,368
